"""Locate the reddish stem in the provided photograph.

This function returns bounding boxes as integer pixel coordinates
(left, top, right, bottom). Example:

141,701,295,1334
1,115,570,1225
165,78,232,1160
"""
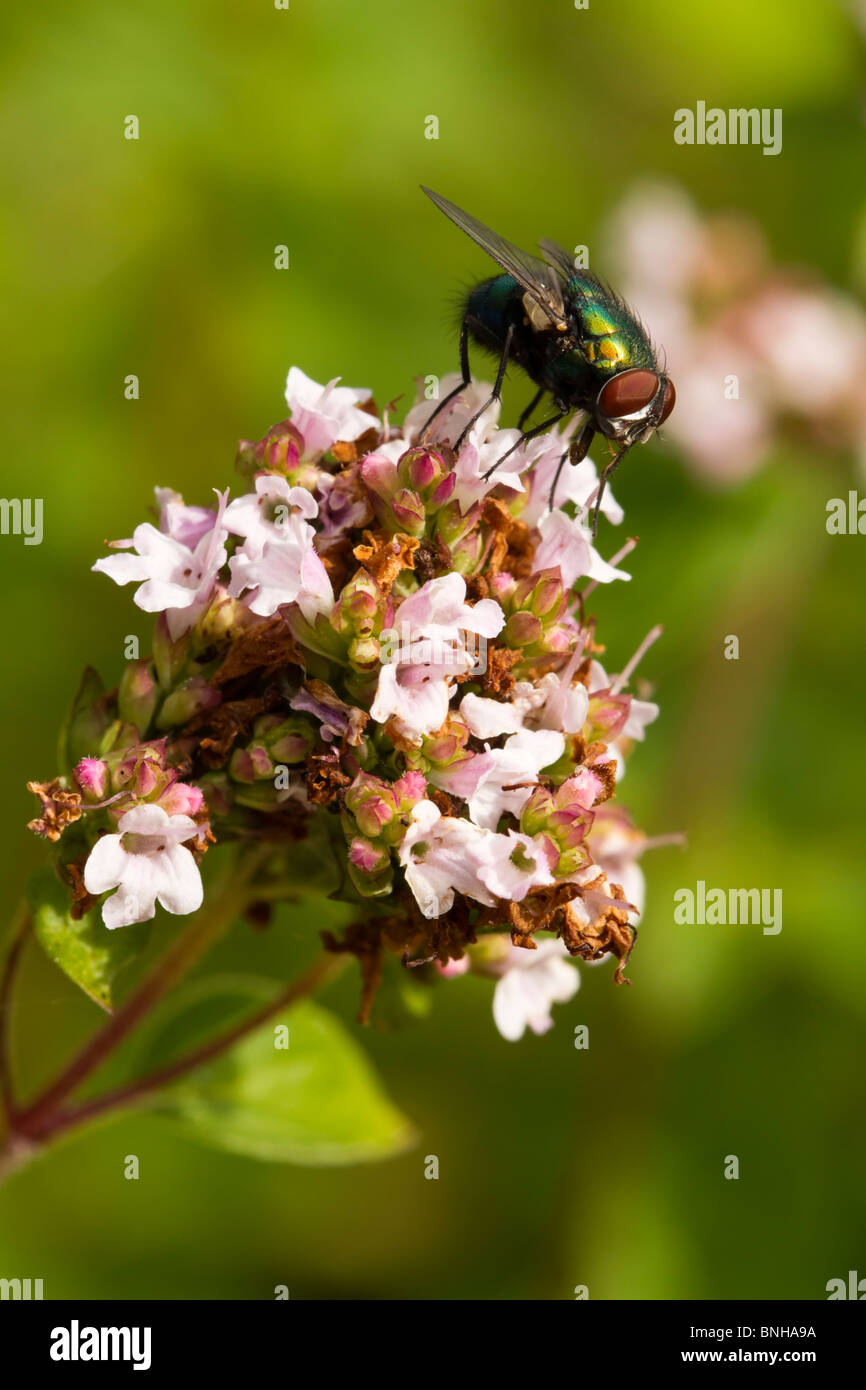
36,952,344,1144
0,910,32,1122
14,844,272,1141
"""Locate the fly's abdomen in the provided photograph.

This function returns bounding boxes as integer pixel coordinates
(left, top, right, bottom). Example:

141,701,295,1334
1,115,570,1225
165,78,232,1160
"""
464,275,525,356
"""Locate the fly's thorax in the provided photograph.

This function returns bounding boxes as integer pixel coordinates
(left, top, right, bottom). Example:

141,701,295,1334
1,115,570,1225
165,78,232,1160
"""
566,276,656,377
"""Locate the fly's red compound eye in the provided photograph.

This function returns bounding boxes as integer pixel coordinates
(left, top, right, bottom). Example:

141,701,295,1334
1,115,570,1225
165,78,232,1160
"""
597,368,660,420
659,378,676,424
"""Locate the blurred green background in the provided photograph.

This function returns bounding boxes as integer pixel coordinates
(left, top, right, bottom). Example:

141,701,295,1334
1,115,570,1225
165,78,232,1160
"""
1,0,865,1299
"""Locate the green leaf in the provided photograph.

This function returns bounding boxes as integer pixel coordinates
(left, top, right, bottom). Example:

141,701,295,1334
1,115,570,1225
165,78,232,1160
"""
57,666,112,772
28,870,149,1012
142,975,417,1165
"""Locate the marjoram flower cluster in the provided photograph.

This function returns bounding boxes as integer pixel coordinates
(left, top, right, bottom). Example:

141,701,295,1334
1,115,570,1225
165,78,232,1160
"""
27,367,662,1040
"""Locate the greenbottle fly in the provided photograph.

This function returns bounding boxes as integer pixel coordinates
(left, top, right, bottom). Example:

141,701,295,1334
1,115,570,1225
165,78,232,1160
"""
420,187,676,535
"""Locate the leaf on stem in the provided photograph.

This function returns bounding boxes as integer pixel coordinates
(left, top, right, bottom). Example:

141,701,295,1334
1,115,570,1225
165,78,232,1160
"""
27,870,149,1012
139,974,417,1165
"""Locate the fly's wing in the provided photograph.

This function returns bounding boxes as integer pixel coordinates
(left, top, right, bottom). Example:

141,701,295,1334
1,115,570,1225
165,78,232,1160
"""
540,236,646,343
540,238,611,307
422,187,568,332
538,238,578,283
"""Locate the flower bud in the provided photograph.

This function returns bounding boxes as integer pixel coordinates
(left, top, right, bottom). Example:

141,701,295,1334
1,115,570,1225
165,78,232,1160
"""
108,739,169,801
520,776,596,876
585,690,630,743
396,447,455,510
348,836,391,877
360,453,426,536
75,757,109,802
158,780,205,816
156,678,222,730
330,570,392,671
117,660,158,735
229,714,314,784
345,772,399,839
390,488,426,536
196,586,249,646
235,420,303,482
504,611,543,649
152,612,191,689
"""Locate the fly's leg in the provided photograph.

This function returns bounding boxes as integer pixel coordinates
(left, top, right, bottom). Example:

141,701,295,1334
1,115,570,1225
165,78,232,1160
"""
453,323,516,451
548,420,595,512
482,411,566,481
419,320,471,442
517,387,545,431
591,443,632,538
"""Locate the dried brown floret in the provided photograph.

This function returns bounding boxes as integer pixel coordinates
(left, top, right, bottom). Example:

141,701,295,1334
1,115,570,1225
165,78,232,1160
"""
211,616,300,687
27,779,83,842
352,529,419,591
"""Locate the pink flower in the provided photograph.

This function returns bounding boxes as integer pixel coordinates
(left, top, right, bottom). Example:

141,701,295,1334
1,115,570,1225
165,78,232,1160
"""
404,375,501,448
662,338,769,482
93,490,229,641
154,487,219,549
588,809,647,921
741,284,866,414
371,659,463,742
448,424,544,510
521,426,624,528
285,367,377,455
511,666,590,737
395,572,504,645
588,659,659,741
370,575,504,740
534,511,630,589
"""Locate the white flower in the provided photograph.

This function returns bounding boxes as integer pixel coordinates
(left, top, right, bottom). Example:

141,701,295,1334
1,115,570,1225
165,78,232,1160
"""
459,692,522,740
227,481,333,622
522,426,624,528
431,727,565,829
534,511,630,589
83,803,204,930
398,800,554,918
225,475,318,557
403,374,501,448
511,669,590,736
589,816,647,921
285,366,377,455
448,425,544,510
492,940,580,1042
370,575,504,740
93,490,229,641
395,572,504,647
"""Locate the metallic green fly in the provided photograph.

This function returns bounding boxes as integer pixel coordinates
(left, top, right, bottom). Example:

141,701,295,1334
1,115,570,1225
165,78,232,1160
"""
420,187,676,535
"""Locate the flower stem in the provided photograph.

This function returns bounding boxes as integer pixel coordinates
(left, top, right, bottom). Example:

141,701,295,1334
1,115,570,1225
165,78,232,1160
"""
12,842,273,1144
0,907,32,1124
40,952,346,1143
